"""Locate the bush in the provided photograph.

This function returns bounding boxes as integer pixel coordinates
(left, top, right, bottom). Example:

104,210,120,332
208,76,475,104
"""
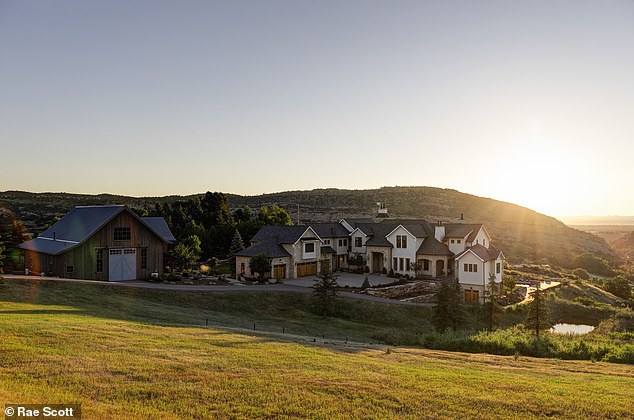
388,269,394,278
361,276,371,290
573,268,590,280
603,276,632,300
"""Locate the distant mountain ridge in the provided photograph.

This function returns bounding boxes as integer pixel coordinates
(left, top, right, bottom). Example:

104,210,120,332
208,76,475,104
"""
0,187,618,266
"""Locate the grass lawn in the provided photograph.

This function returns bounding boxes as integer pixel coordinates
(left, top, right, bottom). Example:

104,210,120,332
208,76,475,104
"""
1,279,633,418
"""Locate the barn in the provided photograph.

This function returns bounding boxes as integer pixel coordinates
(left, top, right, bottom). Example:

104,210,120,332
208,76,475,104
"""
19,205,175,281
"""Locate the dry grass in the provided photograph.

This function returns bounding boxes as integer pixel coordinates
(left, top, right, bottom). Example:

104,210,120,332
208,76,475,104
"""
1,281,633,418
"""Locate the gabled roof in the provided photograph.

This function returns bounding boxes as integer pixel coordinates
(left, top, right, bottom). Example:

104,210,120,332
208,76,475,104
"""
235,241,291,258
455,243,501,262
443,223,482,239
19,205,174,256
310,222,350,239
250,225,321,245
416,237,453,256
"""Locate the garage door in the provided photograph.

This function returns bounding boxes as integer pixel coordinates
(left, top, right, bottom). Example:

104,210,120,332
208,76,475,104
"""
273,264,286,280
296,262,317,277
109,248,136,281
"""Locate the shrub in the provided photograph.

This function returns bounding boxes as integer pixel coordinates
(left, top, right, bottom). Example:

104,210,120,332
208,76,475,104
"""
573,268,590,280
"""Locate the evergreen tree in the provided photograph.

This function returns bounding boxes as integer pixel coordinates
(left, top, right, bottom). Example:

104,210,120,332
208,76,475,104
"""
229,229,245,257
524,287,553,339
312,260,339,316
483,273,503,331
249,253,272,282
433,279,464,332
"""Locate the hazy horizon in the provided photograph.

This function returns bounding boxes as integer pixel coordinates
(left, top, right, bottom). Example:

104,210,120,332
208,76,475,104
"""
1,1,632,217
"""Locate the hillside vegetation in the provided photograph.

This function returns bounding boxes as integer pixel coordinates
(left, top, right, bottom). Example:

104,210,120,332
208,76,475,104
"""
0,187,617,266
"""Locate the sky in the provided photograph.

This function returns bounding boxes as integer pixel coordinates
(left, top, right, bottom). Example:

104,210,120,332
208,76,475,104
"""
0,1,633,217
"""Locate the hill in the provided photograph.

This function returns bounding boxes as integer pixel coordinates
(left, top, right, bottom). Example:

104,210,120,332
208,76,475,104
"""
227,187,617,266
611,231,634,260
0,187,618,266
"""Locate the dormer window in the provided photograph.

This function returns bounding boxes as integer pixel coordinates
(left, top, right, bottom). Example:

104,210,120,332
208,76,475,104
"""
305,243,315,253
396,235,407,248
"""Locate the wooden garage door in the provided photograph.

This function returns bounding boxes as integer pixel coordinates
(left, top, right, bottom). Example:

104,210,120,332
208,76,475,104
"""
273,264,286,279
464,290,480,303
296,262,317,277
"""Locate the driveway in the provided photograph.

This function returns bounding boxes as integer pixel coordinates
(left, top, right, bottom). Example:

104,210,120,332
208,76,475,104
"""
285,272,395,288
1,274,426,306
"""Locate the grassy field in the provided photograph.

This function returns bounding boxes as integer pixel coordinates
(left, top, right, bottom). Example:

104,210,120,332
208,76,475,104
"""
1,279,634,418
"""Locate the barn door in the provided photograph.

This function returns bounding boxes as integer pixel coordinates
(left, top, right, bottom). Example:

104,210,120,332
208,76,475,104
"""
109,248,136,281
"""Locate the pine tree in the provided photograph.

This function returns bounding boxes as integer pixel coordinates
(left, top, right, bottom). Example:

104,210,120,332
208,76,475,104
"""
524,286,552,339
312,260,339,316
433,279,464,332
483,273,503,331
229,229,245,257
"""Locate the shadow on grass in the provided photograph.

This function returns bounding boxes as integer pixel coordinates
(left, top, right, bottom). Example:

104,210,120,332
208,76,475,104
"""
0,278,432,353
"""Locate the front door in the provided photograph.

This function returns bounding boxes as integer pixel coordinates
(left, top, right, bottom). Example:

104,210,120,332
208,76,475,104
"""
372,252,383,273
109,248,136,281
436,260,445,277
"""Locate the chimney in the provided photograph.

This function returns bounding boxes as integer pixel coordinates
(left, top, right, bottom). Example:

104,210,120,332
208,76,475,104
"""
376,202,389,218
459,213,465,224
434,222,445,241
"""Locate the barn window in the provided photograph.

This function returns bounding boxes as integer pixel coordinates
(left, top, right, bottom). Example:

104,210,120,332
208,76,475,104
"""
114,227,131,241
96,249,103,272
141,248,148,270
66,265,74,274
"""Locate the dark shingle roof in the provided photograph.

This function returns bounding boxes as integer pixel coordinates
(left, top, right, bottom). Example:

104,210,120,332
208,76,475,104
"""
235,241,291,258
311,223,350,238
444,223,481,239
250,225,317,244
416,237,453,256
456,243,501,261
19,205,174,255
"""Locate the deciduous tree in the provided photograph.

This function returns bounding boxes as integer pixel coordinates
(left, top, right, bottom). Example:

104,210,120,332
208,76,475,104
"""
249,253,271,283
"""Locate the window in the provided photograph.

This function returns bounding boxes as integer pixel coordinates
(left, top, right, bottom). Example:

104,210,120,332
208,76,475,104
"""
355,237,362,248
483,239,486,247
396,235,407,248
324,239,330,245
464,263,478,273
96,249,103,273
141,248,148,270
393,257,398,270
457,239,461,244
399,258,404,271
405,258,410,271
423,259,430,271
338,239,347,247
305,243,315,253
66,265,74,274
114,227,131,241
240,262,245,275
450,239,455,244
496,262,501,274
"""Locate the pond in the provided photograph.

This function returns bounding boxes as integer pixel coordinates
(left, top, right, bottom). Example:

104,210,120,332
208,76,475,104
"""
550,323,595,335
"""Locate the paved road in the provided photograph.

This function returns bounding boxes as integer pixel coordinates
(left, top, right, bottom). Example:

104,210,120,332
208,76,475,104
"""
2,274,430,306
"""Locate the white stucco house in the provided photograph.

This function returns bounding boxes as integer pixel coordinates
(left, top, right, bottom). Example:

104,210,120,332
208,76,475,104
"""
236,210,504,303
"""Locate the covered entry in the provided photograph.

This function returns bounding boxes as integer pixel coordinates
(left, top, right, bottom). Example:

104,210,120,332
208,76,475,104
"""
109,248,136,281
273,264,286,280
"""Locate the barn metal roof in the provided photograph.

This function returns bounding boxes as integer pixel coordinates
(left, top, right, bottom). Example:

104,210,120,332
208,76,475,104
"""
19,205,174,255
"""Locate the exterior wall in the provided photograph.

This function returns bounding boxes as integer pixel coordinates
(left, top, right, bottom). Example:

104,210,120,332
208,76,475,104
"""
415,256,449,278
366,245,391,273
386,226,418,275
236,255,292,279
286,229,321,278
445,236,467,255
456,252,486,287
472,227,491,247
350,230,367,255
